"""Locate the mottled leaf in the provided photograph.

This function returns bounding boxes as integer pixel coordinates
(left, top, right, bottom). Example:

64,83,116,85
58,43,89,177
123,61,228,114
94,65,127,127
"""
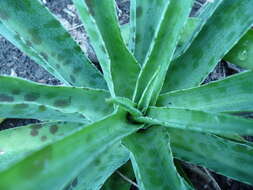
73,0,140,98
158,71,253,113
0,0,106,89
0,76,112,121
163,0,253,92
136,107,253,135
0,111,142,190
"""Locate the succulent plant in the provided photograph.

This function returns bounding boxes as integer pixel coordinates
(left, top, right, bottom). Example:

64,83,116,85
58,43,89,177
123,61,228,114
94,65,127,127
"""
0,0,253,189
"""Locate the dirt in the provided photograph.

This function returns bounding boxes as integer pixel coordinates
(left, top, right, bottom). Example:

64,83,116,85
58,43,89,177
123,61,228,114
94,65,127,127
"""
0,0,252,189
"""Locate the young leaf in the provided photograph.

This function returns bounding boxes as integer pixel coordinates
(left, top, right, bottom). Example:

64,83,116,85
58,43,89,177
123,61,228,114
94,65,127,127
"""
0,111,142,190
132,0,169,64
0,21,69,85
0,76,112,121
169,128,253,185
0,122,86,171
73,0,140,98
137,107,253,135
0,0,106,89
134,0,193,109
225,29,253,70
162,0,253,92
123,127,187,190
158,71,253,113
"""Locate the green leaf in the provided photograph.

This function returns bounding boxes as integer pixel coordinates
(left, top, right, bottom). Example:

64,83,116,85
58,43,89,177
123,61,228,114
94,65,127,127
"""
107,97,142,116
132,0,169,64
0,21,69,85
134,0,193,109
102,161,135,190
128,0,136,54
0,76,112,121
63,143,130,190
73,0,140,98
136,107,253,135
225,29,253,70
0,122,86,171
169,128,253,185
123,127,187,190
174,18,201,59
0,103,89,123
162,0,253,92
0,110,142,190
0,0,106,89
158,71,253,113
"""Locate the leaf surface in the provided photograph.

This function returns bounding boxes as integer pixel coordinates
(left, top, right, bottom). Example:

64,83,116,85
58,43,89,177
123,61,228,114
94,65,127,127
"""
136,107,253,135
162,0,253,92
134,0,193,109
169,128,253,185
73,0,140,98
158,71,253,113
0,111,142,190
123,127,187,190
0,0,106,89
0,76,112,121
225,29,253,70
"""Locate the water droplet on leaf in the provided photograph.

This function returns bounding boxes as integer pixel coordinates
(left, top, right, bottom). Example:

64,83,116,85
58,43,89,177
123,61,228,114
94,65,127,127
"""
238,50,248,61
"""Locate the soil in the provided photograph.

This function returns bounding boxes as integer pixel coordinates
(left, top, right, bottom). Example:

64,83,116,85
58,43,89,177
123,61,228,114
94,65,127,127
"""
0,0,252,189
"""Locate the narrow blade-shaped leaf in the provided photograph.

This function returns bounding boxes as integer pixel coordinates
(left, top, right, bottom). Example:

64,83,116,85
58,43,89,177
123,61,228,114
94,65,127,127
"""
123,127,187,190
136,107,253,135
169,128,253,185
0,0,106,89
0,76,112,121
174,0,223,58
73,0,140,98
163,0,253,92
132,0,169,64
134,0,193,109
0,21,68,85
0,103,89,123
225,29,253,70
158,71,253,113
0,111,142,190
0,122,86,171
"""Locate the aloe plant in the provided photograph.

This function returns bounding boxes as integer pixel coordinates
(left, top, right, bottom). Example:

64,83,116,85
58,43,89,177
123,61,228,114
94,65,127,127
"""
0,0,253,189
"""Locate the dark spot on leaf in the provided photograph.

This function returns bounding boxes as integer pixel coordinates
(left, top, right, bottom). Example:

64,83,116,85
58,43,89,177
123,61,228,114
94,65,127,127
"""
0,9,10,20
24,92,40,101
40,52,48,61
72,178,78,187
50,125,58,134
28,29,42,45
54,98,71,108
70,75,76,83
44,20,60,28
32,124,43,130
38,105,46,112
85,0,95,16
0,94,14,102
41,136,47,142
12,89,21,95
136,6,143,18
73,67,81,74
14,104,29,109
55,33,69,41
30,129,39,136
